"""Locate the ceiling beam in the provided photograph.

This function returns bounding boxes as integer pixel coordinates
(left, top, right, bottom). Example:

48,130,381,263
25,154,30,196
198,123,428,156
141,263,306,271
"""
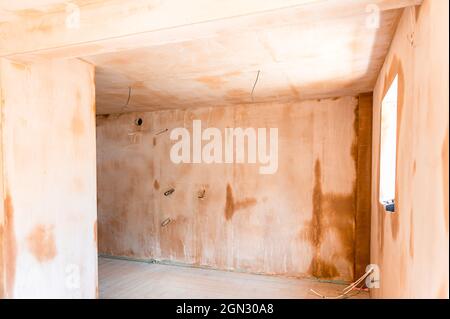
0,0,423,60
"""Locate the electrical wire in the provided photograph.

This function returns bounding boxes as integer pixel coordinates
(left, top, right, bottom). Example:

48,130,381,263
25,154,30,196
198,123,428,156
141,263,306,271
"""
310,267,373,299
251,70,260,101
121,86,132,111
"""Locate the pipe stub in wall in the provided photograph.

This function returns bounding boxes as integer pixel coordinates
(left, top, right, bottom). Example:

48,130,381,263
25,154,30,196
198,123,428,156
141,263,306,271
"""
164,188,175,196
161,218,171,227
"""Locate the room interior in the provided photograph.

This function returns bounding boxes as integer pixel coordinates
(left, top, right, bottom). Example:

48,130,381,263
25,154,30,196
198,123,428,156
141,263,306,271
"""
0,0,448,299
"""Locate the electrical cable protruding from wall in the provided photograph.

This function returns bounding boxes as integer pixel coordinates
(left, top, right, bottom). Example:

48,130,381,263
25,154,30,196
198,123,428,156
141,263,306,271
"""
155,128,168,136
251,70,260,102
161,218,171,227
198,189,206,199
310,267,374,299
121,87,132,111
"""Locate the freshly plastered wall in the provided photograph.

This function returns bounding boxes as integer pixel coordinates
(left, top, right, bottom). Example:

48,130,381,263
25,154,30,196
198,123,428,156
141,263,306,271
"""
0,58,98,298
371,1,449,298
97,95,372,282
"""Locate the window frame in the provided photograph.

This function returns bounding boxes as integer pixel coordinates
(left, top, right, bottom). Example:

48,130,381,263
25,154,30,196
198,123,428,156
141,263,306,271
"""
379,75,399,213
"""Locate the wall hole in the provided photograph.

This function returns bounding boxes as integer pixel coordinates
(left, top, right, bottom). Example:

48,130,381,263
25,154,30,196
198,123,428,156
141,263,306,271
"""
135,118,143,126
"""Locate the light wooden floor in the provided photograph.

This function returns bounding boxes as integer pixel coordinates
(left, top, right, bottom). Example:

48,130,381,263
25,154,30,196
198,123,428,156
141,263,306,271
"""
98,257,369,299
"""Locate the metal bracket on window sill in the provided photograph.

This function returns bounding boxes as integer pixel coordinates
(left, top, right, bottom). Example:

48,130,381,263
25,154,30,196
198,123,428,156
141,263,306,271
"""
382,199,395,213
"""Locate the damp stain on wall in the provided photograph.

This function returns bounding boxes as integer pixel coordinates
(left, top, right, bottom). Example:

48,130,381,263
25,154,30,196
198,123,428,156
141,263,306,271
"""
224,184,257,221
308,160,339,279
442,128,449,234
10,61,28,71
354,93,373,279
196,76,227,90
93,220,98,245
305,160,356,279
0,223,4,298
3,192,17,296
26,224,57,263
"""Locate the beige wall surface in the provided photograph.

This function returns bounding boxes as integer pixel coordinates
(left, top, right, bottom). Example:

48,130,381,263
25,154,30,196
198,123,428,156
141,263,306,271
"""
97,96,371,282
0,58,98,298
371,0,449,298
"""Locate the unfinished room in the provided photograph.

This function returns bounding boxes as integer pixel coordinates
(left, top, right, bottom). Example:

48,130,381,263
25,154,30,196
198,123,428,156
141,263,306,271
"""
0,0,448,300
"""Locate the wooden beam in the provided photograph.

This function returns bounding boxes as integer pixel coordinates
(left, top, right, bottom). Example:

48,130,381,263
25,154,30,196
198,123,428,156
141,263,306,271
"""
0,0,422,60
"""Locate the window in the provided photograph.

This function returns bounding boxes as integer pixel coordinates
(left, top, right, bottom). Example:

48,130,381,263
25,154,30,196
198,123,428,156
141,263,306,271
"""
379,76,398,213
